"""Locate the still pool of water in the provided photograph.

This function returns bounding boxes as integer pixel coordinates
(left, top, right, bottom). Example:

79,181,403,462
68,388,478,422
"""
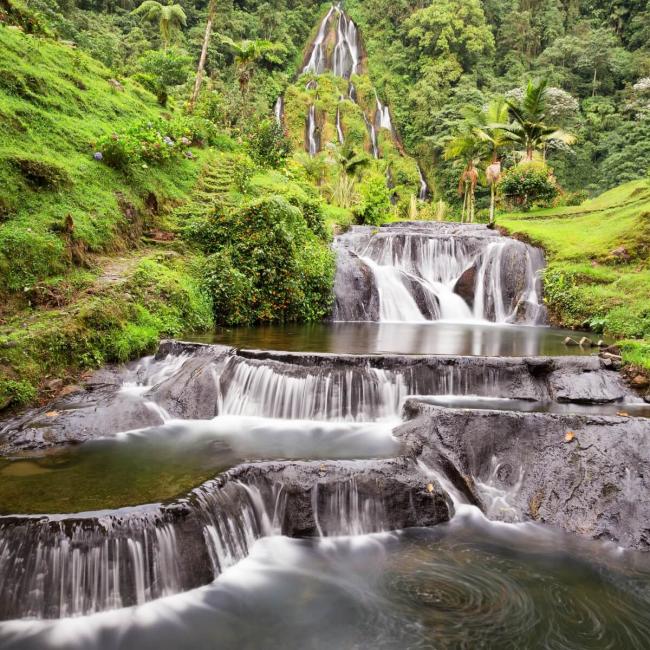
0,416,400,515
2,513,649,649
189,322,603,357
418,395,650,418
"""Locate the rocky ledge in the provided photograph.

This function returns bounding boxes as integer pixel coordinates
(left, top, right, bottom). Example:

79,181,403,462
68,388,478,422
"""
400,401,650,550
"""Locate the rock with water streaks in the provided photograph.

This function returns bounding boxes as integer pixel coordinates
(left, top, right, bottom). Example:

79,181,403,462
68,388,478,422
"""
400,401,650,550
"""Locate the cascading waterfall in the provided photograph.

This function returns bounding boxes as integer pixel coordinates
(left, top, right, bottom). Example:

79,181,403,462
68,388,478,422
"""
307,105,318,156
273,96,283,126
211,353,556,422
473,240,546,323
363,113,379,159
336,103,345,144
0,481,284,620
312,478,387,537
417,165,429,201
302,5,337,74
375,94,393,132
332,10,360,78
333,223,546,325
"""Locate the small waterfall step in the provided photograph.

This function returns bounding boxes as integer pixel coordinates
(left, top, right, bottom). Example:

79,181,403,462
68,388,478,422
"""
0,458,450,620
333,221,547,324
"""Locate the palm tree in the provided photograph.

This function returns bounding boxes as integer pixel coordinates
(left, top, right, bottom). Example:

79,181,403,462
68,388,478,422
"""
503,78,576,161
189,0,217,112
444,130,482,224
132,1,187,50
219,37,286,95
471,98,510,224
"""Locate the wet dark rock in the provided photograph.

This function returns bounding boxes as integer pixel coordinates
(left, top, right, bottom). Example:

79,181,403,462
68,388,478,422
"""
453,265,477,308
400,402,650,550
228,459,451,537
331,249,380,321
564,337,580,346
0,457,451,620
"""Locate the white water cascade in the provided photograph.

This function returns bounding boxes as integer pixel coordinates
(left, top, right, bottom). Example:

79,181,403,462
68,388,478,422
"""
417,165,429,201
375,94,393,132
307,105,318,156
273,96,283,126
332,9,361,78
363,113,379,159
302,5,337,75
333,224,547,325
336,104,345,144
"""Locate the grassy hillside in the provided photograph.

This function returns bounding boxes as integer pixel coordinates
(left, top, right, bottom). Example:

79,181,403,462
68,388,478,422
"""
500,180,650,370
0,26,204,300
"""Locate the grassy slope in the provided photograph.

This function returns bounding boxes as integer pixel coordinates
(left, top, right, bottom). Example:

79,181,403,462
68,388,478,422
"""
0,26,203,296
500,180,650,370
0,27,215,410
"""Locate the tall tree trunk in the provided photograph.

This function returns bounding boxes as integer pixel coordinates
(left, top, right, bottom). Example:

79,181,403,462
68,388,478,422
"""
592,68,597,97
489,184,496,225
188,0,216,112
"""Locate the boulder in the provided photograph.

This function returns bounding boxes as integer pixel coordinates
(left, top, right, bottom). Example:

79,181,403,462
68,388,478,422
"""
453,265,477,308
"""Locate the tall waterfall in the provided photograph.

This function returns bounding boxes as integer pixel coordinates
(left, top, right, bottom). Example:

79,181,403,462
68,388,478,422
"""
333,223,547,324
273,96,283,126
302,5,337,75
363,113,379,159
307,105,318,156
375,94,393,131
332,10,361,78
417,165,429,201
336,104,345,144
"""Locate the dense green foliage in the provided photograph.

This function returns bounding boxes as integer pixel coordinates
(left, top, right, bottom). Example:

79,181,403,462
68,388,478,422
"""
201,196,334,325
344,0,650,203
0,26,205,296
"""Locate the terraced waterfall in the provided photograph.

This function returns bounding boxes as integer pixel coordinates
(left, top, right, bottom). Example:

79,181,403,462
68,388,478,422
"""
1,7,650,650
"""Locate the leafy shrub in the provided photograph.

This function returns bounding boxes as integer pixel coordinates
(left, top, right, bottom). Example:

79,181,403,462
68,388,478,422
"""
198,196,334,325
231,153,256,193
246,119,292,168
10,155,71,190
560,190,589,206
95,118,192,171
499,162,559,210
203,249,254,326
136,49,192,106
282,188,328,240
354,173,392,225
0,379,37,410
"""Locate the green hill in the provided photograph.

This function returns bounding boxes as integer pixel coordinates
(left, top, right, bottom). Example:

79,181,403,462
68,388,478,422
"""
501,179,650,370
0,26,204,298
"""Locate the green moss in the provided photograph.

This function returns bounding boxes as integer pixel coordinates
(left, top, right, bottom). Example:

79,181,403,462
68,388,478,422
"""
620,340,650,373
0,253,213,412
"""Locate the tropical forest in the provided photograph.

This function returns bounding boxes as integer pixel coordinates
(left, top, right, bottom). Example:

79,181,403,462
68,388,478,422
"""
0,0,649,647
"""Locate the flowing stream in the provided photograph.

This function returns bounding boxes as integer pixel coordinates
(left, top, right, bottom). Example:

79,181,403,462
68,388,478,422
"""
1,7,650,647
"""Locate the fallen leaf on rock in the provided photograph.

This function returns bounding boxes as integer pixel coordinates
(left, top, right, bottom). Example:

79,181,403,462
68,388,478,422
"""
426,483,434,493
45,411,59,418
565,431,575,443
617,411,629,417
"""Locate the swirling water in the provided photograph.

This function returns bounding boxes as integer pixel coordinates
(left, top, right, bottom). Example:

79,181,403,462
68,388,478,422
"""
2,522,650,649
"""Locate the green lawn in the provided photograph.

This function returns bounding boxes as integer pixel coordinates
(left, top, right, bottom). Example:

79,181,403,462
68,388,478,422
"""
500,179,650,370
